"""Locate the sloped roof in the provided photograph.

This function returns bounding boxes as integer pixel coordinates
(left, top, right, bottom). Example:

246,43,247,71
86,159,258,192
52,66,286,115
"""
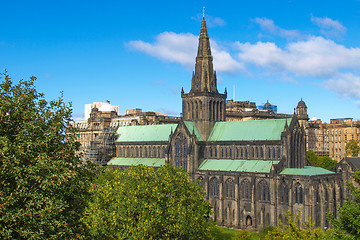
116,124,177,142
107,157,165,167
345,157,360,170
280,166,335,176
198,159,279,173
184,121,204,141
208,118,292,141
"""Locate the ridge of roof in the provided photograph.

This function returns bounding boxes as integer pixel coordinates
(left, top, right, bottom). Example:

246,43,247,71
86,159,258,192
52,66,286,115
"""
116,124,178,142
208,118,292,141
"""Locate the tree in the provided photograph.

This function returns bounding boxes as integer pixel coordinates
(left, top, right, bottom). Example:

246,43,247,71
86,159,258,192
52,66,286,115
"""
83,164,215,239
0,72,97,239
345,140,360,157
263,211,330,240
306,151,337,171
328,170,360,240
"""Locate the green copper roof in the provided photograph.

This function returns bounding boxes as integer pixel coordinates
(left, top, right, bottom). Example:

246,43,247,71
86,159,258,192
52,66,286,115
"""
198,159,279,173
184,121,204,141
280,166,335,176
107,157,165,167
208,118,292,141
116,124,178,142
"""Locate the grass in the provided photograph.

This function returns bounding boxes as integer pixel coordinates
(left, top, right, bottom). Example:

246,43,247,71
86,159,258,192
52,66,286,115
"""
211,226,259,240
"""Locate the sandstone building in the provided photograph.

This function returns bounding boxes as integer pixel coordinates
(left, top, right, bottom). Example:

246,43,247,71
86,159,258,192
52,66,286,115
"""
73,101,180,165
107,17,344,230
306,118,360,161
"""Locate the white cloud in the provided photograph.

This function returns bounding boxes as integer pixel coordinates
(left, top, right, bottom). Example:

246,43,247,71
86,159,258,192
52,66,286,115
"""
311,16,346,39
323,73,360,99
157,108,179,116
356,100,360,107
127,32,197,69
253,17,303,39
237,36,360,78
126,32,243,73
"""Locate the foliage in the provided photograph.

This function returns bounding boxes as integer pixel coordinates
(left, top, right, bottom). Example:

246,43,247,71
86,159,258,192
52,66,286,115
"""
0,72,97,239
83,164,215,239
263,211,328,240
306,150,337,170
345,139,360,157
328,170,360,240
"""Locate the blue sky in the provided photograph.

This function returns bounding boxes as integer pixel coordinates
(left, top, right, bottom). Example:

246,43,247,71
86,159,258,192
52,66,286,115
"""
1,0,360,122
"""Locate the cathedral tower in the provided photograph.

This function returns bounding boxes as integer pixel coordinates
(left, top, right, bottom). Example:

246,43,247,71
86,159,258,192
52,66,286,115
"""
181,16,227,140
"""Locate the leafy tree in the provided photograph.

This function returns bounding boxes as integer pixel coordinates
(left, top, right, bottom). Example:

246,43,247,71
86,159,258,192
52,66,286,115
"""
83,164,215,239
306,151,337,171
263,211,329,240
0,72,97,239
328,170,360,240
345,139,360,157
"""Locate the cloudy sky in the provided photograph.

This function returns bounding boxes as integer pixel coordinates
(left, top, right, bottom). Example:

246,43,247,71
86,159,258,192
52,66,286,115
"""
1,0,360,122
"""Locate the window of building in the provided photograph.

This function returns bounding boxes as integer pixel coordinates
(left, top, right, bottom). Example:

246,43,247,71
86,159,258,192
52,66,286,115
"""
225,178,235,199
279,182,289,204
241,179,251,200
229,148,232,158
174,134,188,170
258,180,270,201
209,177,219,197
295,182,304,204
214,148,217,158
260,147,264,158
245,148,248,158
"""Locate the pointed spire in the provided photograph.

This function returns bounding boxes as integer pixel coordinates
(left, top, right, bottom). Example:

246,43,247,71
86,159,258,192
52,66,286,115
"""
181,87,184,94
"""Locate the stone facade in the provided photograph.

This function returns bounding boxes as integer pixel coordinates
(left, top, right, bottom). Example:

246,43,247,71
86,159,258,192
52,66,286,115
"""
107,16,345,231
73,103,180,165
306,118,360,161
226,99,291,122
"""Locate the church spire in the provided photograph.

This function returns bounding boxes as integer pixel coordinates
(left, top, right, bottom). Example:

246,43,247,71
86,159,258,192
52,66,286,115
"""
190,15,218,94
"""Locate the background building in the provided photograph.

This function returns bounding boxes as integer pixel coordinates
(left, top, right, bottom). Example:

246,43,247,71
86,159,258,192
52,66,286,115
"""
73,102,180,165
306,118,360,161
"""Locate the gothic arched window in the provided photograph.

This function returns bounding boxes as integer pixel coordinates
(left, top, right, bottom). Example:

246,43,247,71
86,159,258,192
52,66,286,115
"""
209,147,213,157
295,182,304,204
260,147,264,158
229,148,232,158
214,148,217,158
174,134,188,170
258,180,270,201
241,179,251,200
279,182,289,204
209,177,219,197
198,176,205,188
225,178,235,199
255,147,259,158
245,148,248,158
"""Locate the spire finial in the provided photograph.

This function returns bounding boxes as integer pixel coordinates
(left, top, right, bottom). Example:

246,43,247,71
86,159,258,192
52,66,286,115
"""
203,6,205,18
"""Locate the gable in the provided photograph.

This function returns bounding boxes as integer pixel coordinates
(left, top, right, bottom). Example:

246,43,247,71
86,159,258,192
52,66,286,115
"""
116,124,178,142
183,121,204,141
208,118,292,141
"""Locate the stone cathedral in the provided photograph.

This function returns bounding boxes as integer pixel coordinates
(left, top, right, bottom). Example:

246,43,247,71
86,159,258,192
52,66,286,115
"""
108,17,345,230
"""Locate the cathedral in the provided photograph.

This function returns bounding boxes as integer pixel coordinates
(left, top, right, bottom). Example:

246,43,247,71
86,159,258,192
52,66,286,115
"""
107,16,344,230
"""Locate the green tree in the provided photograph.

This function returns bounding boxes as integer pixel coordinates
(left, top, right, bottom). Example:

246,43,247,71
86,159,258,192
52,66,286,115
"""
328,170,360,240
345,139,360,157
262,211,329,240
0,72,97,239
83,164,215,239
306,151,337,171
